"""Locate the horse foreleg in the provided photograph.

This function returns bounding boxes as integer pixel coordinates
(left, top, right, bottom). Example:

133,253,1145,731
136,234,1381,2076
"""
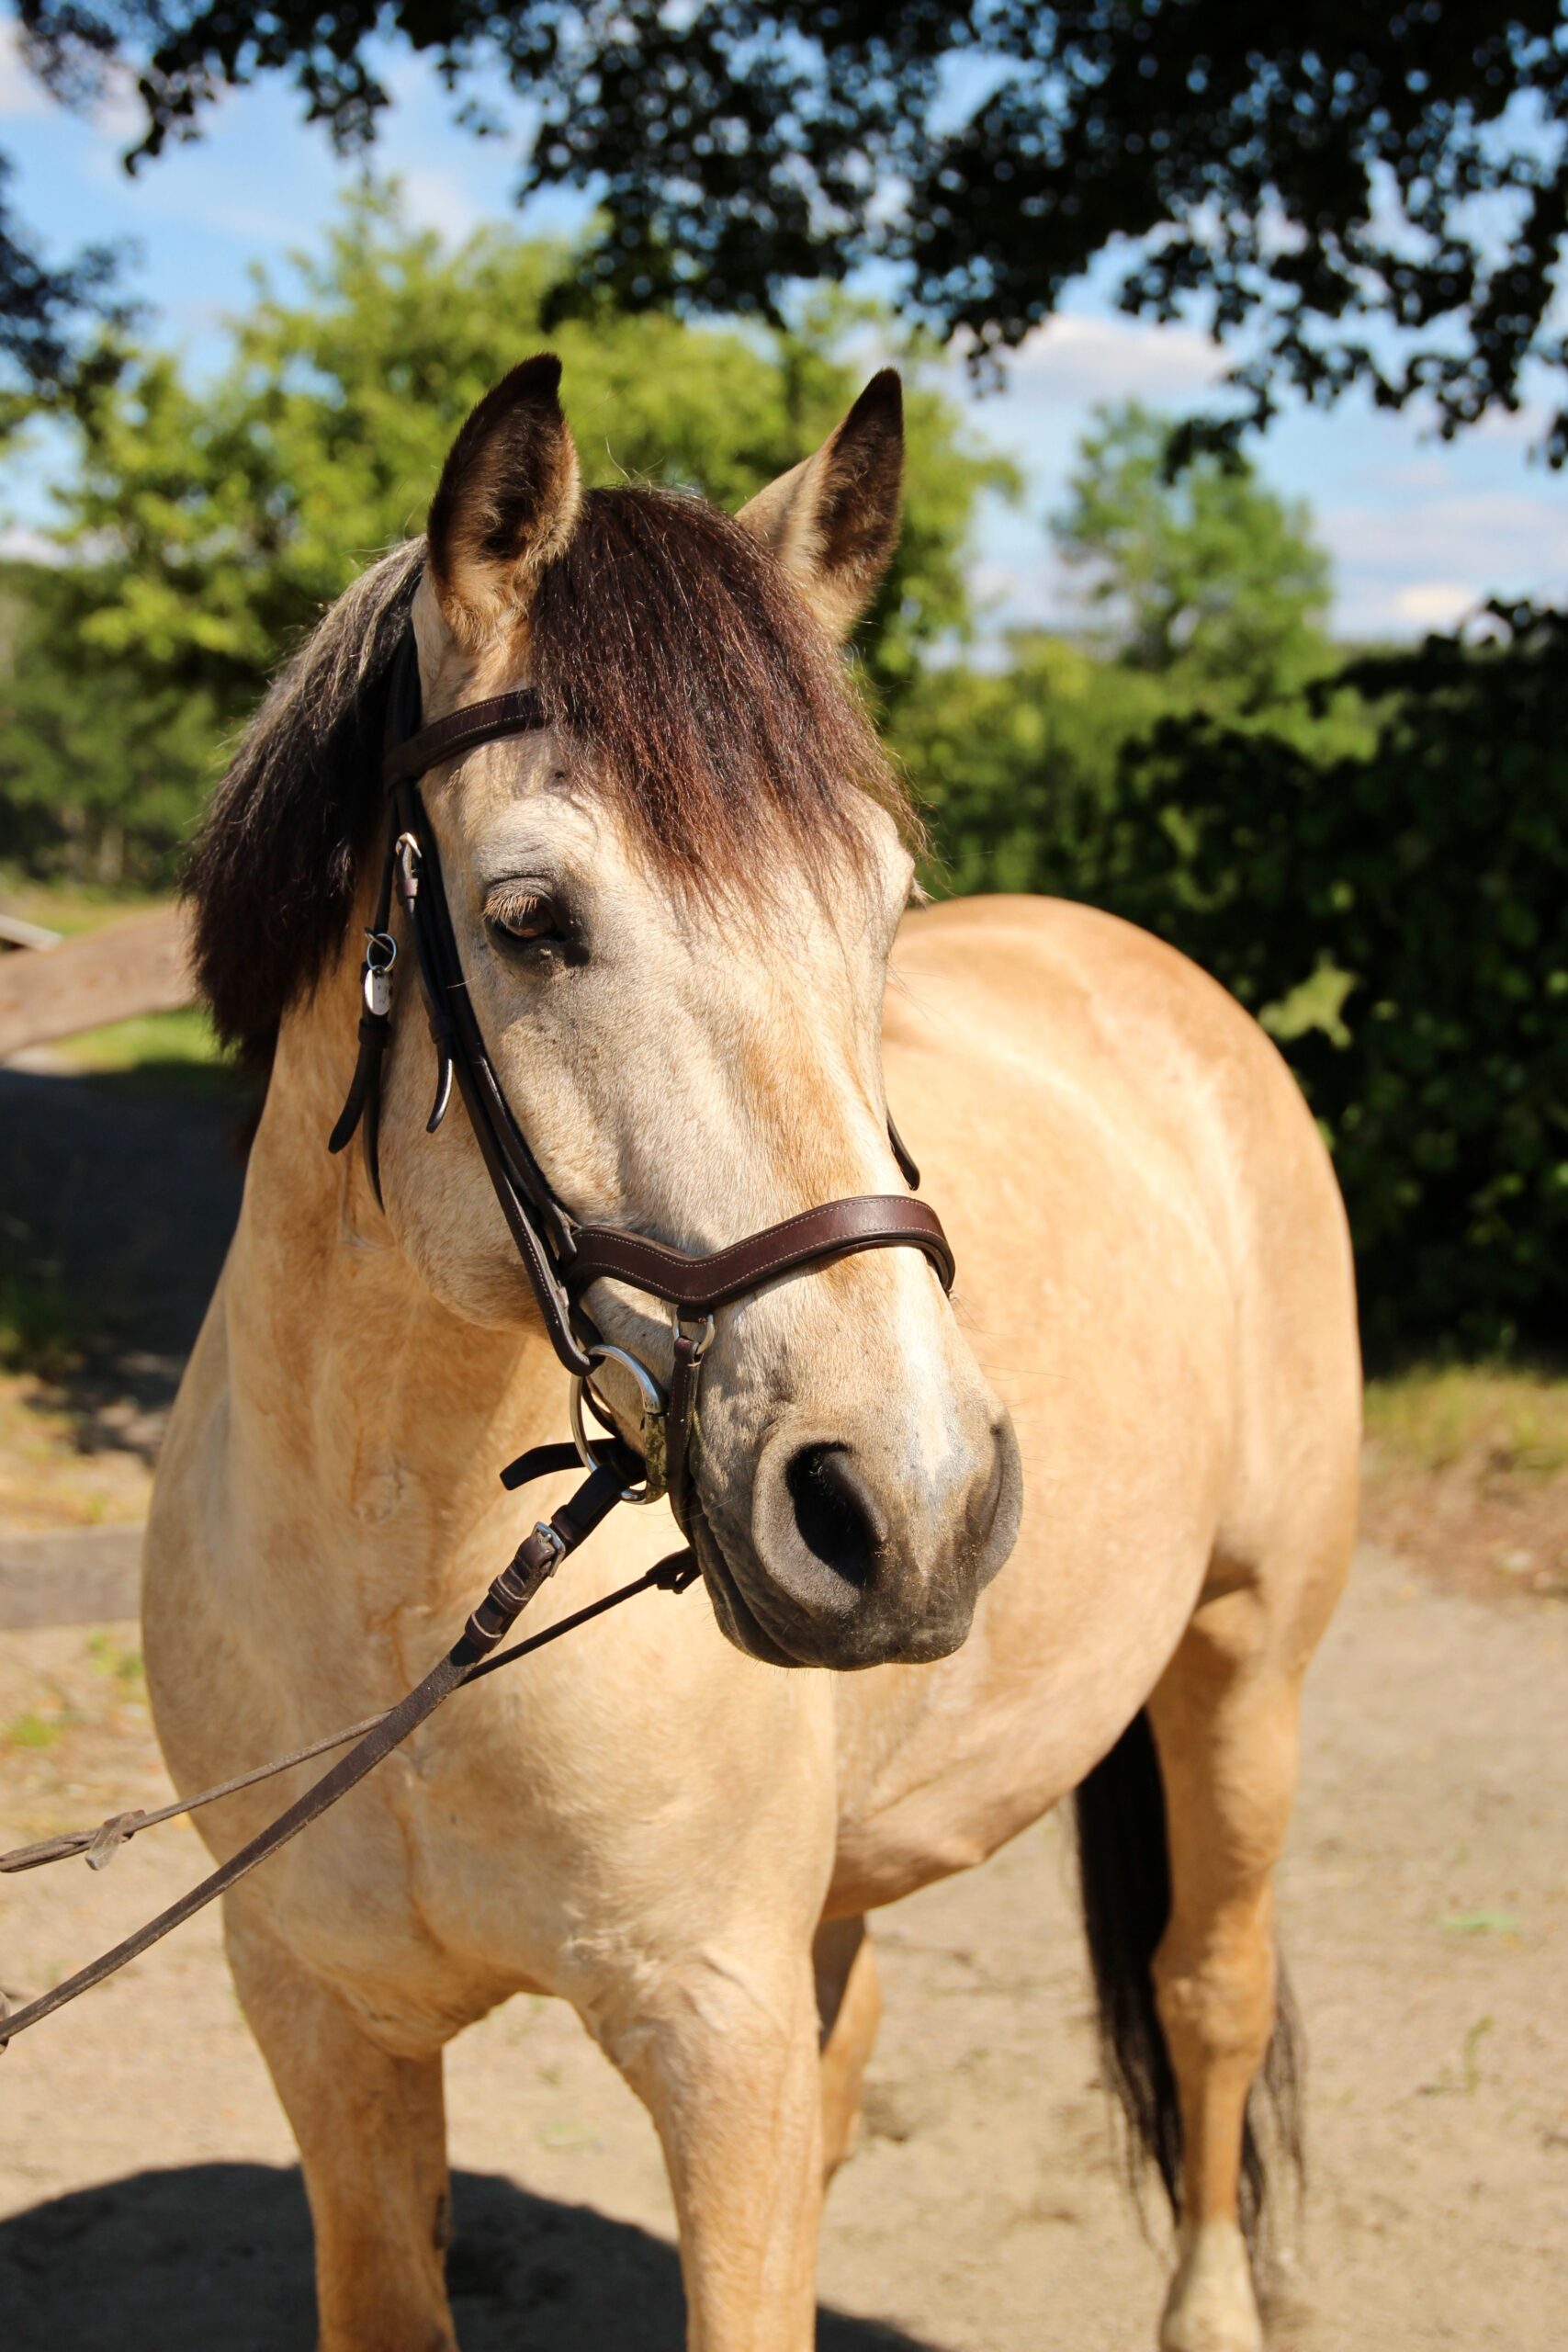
224,1894,457,2352
1146,1593,1306,2352
814,1914,882,2183
595,1942,825,2352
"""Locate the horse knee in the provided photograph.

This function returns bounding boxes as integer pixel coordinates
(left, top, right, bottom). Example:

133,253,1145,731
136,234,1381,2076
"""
588,1940,819,2113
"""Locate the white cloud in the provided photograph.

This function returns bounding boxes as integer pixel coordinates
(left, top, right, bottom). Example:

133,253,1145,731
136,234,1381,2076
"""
950,311,1232,500
997,311,1224,406
0,524,63,564
1323,489,1567,581
1355,458,1453,494
968,553,1071,631
0,24,51,120
399,168,487,245
1313,486,1568,637
1395,582,1480,631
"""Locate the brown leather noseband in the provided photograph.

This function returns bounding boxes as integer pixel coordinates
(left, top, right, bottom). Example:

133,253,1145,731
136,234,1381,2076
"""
331,619,953,1526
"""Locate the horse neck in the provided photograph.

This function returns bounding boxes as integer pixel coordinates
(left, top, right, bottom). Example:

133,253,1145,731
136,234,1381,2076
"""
221,976,560,1579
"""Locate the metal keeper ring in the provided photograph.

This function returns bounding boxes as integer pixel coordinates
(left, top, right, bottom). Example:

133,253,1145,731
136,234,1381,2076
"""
569,1343,668,1506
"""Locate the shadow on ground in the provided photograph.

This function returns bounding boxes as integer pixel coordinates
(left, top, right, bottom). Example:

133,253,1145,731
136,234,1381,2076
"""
0,2163,940,2351
0,1065,248,1458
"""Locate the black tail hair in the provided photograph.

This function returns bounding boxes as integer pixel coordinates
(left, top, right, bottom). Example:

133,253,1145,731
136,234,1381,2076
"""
1072,1707,1303,2259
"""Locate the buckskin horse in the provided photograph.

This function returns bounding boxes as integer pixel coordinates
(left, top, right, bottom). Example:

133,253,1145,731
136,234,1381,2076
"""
141,356,1359,2352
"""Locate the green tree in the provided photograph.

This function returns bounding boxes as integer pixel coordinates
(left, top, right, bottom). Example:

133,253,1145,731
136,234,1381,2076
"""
1068,609,1568,1356
0,560,217,884
13,7,1566,459
6,184,1010,882
1054,403,1333,706
893,403,1367,899
890,634,1171,898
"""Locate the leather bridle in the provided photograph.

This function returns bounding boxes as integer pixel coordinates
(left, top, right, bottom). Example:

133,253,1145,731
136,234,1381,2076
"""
0,603,959,2052
328,620,955,1530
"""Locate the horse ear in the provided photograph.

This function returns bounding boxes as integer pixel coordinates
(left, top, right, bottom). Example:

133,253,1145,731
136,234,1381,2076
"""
735,370,904,639
426,354,581,646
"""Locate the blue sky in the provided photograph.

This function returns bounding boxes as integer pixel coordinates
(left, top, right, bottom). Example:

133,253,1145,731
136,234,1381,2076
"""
5,22,1566,642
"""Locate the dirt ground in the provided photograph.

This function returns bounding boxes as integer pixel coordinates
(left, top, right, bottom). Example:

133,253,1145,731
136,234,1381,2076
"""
1,1538,1563,2352
1,1069,1565,2350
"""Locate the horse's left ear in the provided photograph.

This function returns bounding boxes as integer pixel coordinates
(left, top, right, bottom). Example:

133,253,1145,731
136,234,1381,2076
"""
736,370,903,639
425,353,581,647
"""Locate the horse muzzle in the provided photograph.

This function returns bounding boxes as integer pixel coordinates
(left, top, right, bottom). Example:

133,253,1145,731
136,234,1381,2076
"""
694,1408,1022,1671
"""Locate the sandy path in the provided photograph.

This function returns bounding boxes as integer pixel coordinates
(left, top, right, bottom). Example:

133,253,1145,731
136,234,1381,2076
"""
1,1541,1563,2352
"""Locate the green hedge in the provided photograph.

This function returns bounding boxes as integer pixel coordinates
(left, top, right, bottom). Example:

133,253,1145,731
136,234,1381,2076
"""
1047,609,1568,1357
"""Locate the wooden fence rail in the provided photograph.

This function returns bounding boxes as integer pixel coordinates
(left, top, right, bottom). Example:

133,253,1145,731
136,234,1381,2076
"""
0,906,196,1061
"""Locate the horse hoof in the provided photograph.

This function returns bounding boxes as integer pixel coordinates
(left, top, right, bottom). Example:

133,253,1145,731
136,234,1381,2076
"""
1158,2220,1264,2352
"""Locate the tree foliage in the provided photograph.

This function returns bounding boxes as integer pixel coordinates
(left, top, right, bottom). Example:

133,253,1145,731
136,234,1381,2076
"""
1054,402,1334,700
0,186,1010,880
14,3,1568,453
896,407,1357,900
1066,609,1568,1355
0,560,215,883
0,154,132,421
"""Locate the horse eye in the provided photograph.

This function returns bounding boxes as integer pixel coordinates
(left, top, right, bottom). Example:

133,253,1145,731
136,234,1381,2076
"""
486,888,566,948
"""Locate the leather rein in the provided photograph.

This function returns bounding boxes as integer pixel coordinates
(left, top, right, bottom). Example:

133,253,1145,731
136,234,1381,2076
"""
0,612,954,2049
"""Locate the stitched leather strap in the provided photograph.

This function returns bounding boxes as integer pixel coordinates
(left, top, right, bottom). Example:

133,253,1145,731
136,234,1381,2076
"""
382,687,547,786
567,1195,954,1312
0,1464,625,2051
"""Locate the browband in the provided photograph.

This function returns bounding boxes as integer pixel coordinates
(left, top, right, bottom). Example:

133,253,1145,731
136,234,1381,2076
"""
382,688,547,787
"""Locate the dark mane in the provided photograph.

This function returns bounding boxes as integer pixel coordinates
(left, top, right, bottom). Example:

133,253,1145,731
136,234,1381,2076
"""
184,538,424,1070
186,490,907,1070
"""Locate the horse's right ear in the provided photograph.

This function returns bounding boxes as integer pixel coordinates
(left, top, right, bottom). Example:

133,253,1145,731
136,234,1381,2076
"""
425,355,581,647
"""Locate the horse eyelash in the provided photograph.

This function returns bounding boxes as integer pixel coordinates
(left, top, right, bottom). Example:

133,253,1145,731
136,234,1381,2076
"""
486,886,558,939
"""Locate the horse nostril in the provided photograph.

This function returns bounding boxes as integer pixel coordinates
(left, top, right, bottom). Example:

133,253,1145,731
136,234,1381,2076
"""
784,1443,883,1591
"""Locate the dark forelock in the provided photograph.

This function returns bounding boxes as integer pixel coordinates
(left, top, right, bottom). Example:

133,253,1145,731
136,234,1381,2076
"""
186,489,908,1071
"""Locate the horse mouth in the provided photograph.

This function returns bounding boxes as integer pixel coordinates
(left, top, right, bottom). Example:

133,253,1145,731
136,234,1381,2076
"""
683,1491,806,1669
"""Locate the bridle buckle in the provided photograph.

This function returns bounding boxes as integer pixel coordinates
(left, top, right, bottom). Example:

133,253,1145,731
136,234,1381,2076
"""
672,1310,716,1364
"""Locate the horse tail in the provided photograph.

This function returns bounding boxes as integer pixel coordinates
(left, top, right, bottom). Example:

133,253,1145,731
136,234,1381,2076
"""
1071,1707,1303,2257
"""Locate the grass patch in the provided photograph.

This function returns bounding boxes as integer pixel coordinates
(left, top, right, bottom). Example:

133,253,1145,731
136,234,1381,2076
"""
6,1709,66,1750
0,876,167,940
51,1007,243,1102
87,1630,145,1691
1363,1364,1568,1478
0,1261,80,1379
57,1007,219,1071
3,883,238,1095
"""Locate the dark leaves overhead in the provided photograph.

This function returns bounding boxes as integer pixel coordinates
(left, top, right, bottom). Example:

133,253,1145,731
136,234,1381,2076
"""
0,153,133,415
12,3,1568,454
